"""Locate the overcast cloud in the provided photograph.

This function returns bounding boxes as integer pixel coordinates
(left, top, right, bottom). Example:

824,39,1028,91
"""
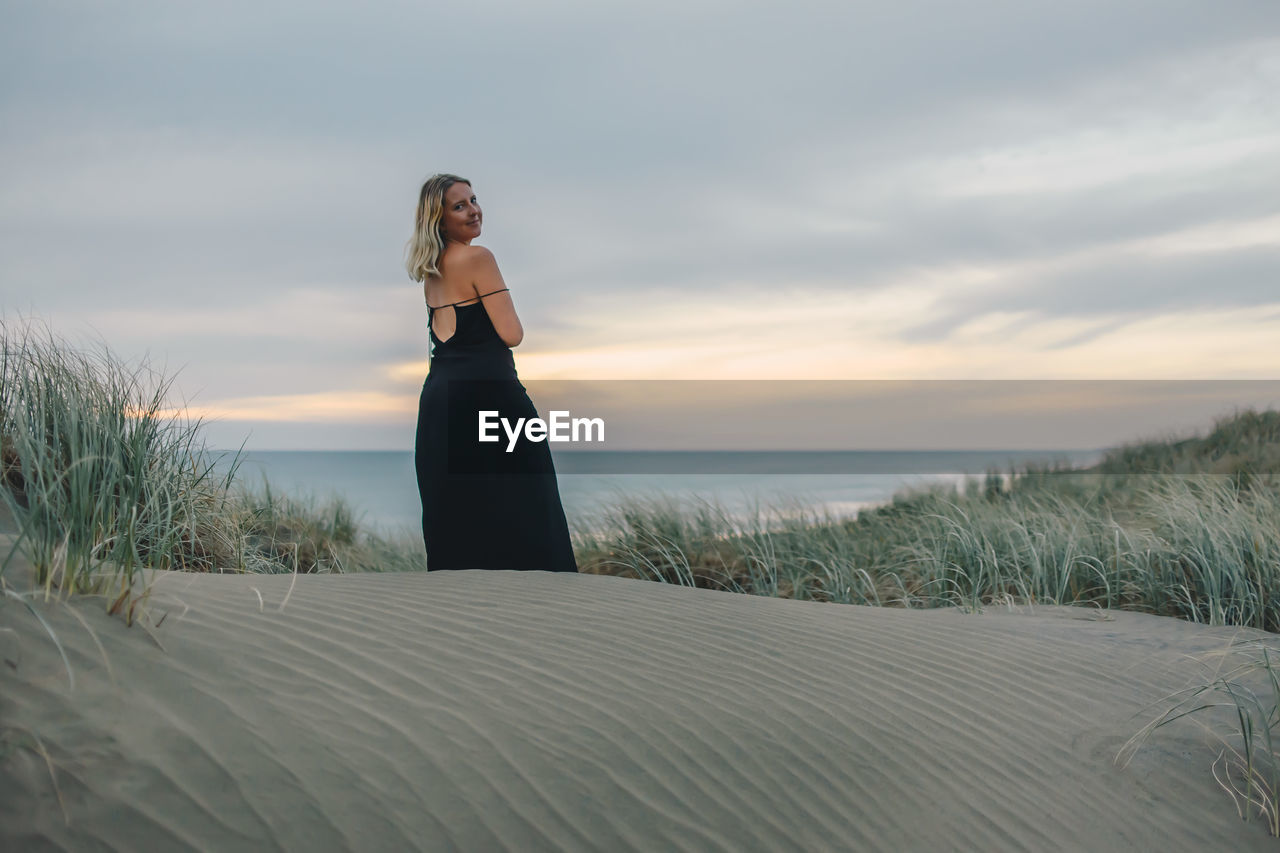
2,0,1278,448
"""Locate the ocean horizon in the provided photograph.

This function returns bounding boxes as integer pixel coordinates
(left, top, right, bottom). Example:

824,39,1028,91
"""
206,448,1106,538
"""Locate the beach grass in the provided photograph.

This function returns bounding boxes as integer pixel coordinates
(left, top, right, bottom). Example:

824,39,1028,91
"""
1,318,242,602
0,319,424,614
574,410,1280,631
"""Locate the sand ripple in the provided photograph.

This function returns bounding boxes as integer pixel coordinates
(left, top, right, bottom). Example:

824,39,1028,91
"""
2,570,1275,851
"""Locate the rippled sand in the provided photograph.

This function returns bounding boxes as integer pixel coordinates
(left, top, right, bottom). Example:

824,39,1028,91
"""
2,561,1275,851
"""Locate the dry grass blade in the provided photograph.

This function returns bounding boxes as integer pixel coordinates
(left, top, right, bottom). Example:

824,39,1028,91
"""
3,588,74,691
2,725,70,827
1119,639,1280,836
62,603,115,683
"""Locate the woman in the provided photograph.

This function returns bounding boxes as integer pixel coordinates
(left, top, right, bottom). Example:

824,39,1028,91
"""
405,173,578,572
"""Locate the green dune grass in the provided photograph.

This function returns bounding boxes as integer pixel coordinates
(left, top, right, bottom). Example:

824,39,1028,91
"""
579,412,1280,631
0,319,425,619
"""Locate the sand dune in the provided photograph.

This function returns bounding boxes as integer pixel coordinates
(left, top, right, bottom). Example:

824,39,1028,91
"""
1,563,1276,851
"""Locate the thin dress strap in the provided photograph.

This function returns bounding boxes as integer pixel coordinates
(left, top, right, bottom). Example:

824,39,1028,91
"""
425,288,510,311
425,287,510,362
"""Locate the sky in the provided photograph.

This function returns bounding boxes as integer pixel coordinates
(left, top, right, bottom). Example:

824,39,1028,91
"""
2,0,1279,450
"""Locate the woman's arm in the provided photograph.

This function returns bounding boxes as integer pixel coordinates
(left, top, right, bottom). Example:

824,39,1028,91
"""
462,246,524,347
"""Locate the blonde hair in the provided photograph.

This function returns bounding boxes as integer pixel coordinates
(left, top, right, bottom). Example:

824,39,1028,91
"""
404,173,470,282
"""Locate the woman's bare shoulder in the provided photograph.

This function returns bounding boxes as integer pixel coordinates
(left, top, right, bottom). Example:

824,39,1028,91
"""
454,243,498,266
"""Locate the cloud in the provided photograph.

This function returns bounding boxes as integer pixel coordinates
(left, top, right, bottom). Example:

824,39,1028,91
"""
2,2,1278,447
161,390,413,423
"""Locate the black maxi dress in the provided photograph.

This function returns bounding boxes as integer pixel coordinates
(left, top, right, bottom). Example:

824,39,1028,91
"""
414,288,579,572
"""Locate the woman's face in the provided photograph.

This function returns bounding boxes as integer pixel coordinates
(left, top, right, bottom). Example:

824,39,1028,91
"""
440,182,482,244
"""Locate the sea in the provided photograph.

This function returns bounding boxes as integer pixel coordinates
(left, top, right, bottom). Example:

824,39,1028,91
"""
208,449,1105,539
